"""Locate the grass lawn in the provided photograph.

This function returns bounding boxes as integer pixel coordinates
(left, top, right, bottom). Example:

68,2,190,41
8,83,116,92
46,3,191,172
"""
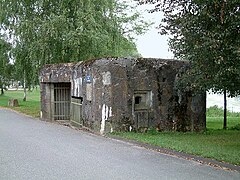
111,129,240,165
207,117,240,130
1,89,240,165
111,117,240,165
0,89,40,118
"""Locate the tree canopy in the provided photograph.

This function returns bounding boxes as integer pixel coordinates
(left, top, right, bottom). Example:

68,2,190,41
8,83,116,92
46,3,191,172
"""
0,35,11,94
139,0,240,97
0,0,150,91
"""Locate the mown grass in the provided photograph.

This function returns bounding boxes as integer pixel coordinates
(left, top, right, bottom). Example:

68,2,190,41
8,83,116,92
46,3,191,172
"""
0,89,40,118
111,129,240,165
207,105,240,129
1,90,239,165
207,117,240,130
111,107,240,165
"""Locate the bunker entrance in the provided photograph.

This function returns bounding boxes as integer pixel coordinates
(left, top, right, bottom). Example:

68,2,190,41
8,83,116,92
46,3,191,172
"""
53,83,71,121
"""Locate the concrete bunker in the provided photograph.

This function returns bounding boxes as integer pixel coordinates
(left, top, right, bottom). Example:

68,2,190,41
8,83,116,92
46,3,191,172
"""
40,58,206,134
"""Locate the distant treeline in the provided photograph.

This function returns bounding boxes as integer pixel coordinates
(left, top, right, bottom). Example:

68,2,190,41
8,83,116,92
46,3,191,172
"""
207,106,240,117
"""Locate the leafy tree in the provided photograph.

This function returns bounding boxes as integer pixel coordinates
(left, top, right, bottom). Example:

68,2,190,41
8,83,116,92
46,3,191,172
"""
139,0,240,129
0,0,149,100
0,35,11,95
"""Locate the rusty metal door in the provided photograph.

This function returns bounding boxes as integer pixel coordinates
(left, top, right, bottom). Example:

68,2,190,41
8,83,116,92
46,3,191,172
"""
53,83,71,120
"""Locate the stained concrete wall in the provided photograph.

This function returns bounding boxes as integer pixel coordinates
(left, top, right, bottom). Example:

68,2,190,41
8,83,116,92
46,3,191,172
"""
40,58,206,133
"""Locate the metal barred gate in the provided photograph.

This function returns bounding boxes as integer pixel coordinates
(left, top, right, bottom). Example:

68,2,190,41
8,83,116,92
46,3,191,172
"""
53,83,71,121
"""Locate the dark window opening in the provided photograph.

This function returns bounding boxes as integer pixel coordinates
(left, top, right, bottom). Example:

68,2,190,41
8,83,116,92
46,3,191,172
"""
163,78,166,82
72,96,83,102
71,96,83,104
135,96,142,104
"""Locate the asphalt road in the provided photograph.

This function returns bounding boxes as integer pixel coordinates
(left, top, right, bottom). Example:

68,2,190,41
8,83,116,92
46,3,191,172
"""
0,108,240,180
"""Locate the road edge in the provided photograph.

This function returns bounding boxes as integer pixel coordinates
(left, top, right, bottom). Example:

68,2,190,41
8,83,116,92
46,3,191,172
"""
107,135,240,172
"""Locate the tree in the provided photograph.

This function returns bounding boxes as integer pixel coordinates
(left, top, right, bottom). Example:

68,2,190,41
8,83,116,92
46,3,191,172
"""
139,0,240,129
0,35,11,95
0,0,150,100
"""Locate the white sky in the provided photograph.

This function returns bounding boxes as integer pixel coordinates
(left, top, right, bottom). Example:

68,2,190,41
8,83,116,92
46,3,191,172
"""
134,3,174,59
136,27,173,59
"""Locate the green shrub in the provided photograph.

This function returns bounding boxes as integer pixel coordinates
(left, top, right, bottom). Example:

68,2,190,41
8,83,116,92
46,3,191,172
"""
230,124,240,131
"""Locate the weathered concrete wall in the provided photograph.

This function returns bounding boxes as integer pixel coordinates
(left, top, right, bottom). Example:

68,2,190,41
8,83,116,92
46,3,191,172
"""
40,83,51,120
90,58,206,132
39,63,74,83
40,58,206,133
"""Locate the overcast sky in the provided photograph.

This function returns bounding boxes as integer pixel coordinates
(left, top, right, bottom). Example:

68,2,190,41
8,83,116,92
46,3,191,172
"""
135,4,174,59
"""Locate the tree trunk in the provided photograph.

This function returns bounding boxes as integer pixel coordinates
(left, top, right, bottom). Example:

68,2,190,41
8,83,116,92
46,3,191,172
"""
1,87,4,95
23,86,27,101
223,90,227,129
23,71,27,101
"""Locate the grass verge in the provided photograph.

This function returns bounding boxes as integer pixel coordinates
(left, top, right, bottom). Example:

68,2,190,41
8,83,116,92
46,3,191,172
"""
111,129,240,165
0,89,40,118
111,116,240,165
